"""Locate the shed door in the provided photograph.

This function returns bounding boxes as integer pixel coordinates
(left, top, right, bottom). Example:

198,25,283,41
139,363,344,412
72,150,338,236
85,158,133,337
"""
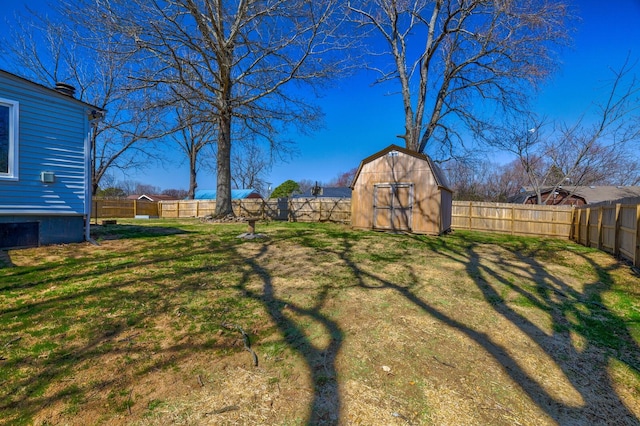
373,183,413,231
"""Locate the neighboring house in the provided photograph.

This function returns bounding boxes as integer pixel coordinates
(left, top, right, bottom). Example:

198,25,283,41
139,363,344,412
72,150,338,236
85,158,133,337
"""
292,186,352,198
193,189,262,200
0,70,103,249
509,186,640,206
127,194,178,202
350,144,452,235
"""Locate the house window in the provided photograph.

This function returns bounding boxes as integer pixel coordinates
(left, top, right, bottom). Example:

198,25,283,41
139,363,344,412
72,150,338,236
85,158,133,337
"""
0,98,19,179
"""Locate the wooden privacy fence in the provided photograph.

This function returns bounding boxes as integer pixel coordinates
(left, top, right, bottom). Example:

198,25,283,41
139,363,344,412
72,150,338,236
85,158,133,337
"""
94,198,575,239
571,202,640,266
451,201,573,239
159,198,349,222
288,198,351,223
92,196,640,265
92,199,159,220
159,198,288,221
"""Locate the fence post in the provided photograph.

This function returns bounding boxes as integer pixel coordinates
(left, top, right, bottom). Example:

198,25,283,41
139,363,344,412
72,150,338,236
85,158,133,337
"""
568,208,573,240
635,204,640,267
468,201,472,230
511,205,515,235
596,207,603,249
584,208,591,246
614,204,621,256
579,207,584,242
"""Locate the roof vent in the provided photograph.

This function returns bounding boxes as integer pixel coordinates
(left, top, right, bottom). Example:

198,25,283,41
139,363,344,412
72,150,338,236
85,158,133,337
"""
55,82,76,97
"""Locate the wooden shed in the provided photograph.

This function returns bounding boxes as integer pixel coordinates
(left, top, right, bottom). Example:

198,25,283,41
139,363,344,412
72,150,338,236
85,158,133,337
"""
350,144,452,235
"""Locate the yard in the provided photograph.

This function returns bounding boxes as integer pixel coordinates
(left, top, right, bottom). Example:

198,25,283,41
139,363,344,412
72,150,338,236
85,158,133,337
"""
0,220,639,425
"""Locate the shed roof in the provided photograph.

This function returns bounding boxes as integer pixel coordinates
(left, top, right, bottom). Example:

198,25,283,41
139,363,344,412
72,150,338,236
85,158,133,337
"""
350,144,451,191
193,189,262,200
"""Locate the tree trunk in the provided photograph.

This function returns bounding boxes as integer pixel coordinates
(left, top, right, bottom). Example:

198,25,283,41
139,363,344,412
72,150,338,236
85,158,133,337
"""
213,32,234,218
188,149,198,200
214,110,233,217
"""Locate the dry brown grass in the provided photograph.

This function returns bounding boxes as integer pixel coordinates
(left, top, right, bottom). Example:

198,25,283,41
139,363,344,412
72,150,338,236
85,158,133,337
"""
0,220,638,425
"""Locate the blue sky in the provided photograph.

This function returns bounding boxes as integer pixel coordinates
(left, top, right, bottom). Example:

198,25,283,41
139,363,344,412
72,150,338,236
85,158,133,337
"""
2,0,639,192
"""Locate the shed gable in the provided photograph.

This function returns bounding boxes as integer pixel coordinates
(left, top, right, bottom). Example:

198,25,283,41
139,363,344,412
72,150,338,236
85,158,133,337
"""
351,144,450,191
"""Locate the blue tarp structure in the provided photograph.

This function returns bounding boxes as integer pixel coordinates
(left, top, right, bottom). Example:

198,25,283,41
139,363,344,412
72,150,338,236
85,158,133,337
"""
192,189,262,200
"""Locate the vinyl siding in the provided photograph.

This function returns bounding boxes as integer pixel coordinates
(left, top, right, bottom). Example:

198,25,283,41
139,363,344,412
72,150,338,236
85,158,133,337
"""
0,72,90,216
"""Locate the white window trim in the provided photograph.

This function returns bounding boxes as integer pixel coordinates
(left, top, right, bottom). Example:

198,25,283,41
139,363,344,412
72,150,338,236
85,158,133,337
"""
0,97,19,180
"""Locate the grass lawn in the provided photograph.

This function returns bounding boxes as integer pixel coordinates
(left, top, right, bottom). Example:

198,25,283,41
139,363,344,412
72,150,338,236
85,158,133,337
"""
1,219,639,425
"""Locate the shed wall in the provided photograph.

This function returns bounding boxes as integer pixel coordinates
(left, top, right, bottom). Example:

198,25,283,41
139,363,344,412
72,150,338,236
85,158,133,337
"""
352,150,448,235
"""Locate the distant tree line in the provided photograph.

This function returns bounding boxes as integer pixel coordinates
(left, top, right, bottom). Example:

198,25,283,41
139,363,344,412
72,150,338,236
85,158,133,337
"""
95,180,188,199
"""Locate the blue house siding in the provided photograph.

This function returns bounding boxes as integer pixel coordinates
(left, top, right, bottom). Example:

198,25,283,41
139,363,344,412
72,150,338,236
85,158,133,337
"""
0,70,97,246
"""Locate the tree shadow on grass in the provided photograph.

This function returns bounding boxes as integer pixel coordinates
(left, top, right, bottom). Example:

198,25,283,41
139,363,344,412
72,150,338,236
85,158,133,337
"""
0,234,249,425
1,225,345,425
3,223,638,425
335,232,640,425
231,241,344,425
456,237,640,423
90,224,192,241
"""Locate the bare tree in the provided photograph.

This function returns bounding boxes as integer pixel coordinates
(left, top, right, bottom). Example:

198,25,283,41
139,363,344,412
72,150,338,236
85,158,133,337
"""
348,0,571,156
481,112,552,203
443,155,532,201
484,59,640,203
169,106,217,199
1,6,165,195
97,0,353,217
327,167,358,187
162,188,189,199
231,142,271,196
297,179,317,194
133,183,162,195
